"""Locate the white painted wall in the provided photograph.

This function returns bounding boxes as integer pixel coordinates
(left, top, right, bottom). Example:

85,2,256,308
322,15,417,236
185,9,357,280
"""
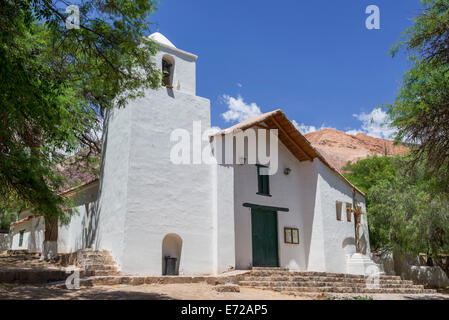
10,216,44,252
10,183,99,254
97,42,217,276
120,87,213,276
95,106,132,268
315,160,369,273
234,141,318,271
232,135,369,273
213,164,236,273
58,183,100,253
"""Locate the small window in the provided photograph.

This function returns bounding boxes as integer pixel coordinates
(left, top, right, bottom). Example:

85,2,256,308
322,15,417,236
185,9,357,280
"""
336,201,342,221
284,228,300,245
19,230,25,247
257,165,270,196
346,203,353,222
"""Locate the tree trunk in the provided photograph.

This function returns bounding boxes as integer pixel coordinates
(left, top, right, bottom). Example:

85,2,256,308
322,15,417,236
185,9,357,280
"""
41,217,58,260
435,256,449,280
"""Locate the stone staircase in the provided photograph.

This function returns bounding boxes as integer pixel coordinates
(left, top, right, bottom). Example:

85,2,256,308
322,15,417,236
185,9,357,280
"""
66,250,120,277
238,267,437,295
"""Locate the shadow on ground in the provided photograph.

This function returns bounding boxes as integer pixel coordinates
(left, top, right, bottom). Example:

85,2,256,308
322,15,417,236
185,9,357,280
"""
0,284,174,300
402,294,449,301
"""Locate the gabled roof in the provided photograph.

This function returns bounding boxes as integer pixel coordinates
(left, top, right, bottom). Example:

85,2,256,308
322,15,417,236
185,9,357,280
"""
214,109,366,197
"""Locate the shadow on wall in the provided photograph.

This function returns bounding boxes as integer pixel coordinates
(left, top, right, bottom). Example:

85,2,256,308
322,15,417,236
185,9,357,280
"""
162,234,183,275
302,165,318,271
75,200,101,251
342,237,356,253
81,114,111,251
359,231,368,255
341,232,369,255
72,115,110,252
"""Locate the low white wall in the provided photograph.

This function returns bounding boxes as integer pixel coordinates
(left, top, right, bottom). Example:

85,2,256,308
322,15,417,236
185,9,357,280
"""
8,183,99,255
0,233,11,252
375,250,449,288
10,217,45,252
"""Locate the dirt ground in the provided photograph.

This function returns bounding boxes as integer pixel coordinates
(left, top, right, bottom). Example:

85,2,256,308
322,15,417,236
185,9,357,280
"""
1,254,448,300
1,283,448,300
0,253,64,271
0,283,308,300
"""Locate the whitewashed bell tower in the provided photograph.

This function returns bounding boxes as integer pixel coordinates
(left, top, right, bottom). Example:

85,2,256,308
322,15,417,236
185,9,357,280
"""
96,33,223,276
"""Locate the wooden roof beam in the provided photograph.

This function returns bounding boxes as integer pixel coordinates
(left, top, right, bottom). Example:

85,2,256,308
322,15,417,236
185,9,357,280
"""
270,116,314,161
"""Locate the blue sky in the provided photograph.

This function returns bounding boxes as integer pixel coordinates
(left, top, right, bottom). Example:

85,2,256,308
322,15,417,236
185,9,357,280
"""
151,0,423,138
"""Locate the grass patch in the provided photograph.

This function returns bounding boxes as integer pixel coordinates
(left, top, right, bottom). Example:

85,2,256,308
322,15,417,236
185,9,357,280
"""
353,296,373,300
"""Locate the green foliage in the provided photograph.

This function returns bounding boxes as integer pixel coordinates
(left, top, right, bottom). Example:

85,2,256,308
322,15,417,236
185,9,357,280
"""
0,1,161,221
388,0,449,193
344,155,449,274
343,156,398,195
353,296,373,301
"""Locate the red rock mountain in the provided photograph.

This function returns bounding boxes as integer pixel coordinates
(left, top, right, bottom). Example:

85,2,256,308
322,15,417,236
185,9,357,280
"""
305,128,409,172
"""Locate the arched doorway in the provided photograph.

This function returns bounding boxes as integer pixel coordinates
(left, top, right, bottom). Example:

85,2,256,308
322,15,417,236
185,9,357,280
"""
162,233,183,275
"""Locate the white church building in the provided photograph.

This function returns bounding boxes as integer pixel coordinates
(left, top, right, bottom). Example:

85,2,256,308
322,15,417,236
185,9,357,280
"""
9,33,373,276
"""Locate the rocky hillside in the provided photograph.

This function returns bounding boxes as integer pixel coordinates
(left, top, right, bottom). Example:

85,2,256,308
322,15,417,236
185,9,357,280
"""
305,128,409,172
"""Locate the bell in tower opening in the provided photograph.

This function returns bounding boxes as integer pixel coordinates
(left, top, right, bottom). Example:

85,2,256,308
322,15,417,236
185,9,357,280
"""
162,55,175,88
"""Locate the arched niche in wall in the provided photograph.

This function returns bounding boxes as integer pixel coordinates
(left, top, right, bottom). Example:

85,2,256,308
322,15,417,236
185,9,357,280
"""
162,54,175,88
162,233,183,275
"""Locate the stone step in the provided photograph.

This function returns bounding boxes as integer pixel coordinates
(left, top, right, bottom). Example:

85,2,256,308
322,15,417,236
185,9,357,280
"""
257,286,436,294
84,264,118,272
251,267,289,271
239,280,423,289
81,256,115,264
79,275,229,287
89,270,120,276
248,270,401,281
241,276,413,285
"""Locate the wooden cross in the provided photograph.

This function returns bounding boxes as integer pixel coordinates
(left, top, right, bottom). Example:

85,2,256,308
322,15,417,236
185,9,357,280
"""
348,204,365,253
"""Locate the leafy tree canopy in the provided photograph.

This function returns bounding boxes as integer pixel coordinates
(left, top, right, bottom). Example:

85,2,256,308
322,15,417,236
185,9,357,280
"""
344,155,449,276
0,1,161,222
388,0,449,193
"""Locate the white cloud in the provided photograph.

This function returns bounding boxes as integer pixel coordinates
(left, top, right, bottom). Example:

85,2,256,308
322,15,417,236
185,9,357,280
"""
221,95,262,123
292,120,335,135
292,121,318,134
347,108,395,139
237,83,243,88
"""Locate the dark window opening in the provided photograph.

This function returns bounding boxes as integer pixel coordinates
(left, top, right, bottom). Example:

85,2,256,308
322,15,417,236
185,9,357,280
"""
257,165,270,196
346,203,353,222
162,56,174,88
19,230,25,247
336,201,342,221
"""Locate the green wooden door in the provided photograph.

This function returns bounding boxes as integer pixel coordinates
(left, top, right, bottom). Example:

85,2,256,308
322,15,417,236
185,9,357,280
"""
251,209,279,267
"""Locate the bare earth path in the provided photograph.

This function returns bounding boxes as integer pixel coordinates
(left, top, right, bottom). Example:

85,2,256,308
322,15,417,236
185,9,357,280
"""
0,283,308,300
1,254,448,300
1,283,448,300
0,254,64,271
